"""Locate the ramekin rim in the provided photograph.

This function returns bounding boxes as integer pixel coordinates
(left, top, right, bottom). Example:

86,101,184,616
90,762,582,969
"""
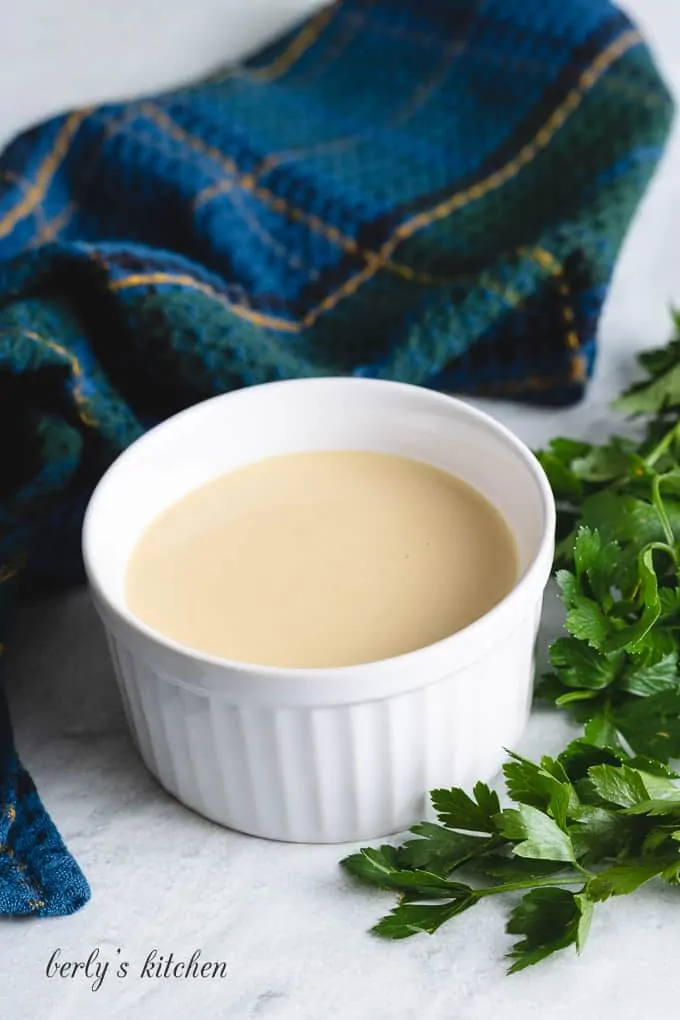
82,376,556,683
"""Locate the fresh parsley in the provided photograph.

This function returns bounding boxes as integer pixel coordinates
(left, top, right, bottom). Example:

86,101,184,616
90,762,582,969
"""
342,315,680,972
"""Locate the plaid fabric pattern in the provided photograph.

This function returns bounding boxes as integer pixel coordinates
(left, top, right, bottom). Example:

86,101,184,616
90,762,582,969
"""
0,691,90,916
0,0,673,915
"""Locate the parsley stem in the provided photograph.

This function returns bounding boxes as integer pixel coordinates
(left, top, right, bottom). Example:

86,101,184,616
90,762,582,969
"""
476,875,584,898
645,539,677,565
651,476,677,550
645,421,680,469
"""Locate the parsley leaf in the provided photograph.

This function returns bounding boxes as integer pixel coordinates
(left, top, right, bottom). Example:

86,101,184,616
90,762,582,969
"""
498,804,576,862
613,690,680,760
372,898,476,938
506,888,590,973
342,846,474,898
614,361,680,416
565,597,610,648
586,861,667,900
397,823,495,873
430,783,500,833
618,652,679,696
587,764,651,808
548,637,617,690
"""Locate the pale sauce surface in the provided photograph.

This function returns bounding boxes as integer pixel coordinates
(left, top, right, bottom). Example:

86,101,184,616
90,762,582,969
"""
126,451,518,667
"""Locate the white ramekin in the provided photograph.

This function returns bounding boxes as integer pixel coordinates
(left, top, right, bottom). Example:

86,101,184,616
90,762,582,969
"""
82,378,555,843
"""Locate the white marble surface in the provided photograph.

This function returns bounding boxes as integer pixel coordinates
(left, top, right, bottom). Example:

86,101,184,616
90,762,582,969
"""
3,0,680,1016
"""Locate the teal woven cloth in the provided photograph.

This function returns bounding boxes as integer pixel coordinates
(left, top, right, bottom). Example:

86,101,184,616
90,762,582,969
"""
0,0,673,916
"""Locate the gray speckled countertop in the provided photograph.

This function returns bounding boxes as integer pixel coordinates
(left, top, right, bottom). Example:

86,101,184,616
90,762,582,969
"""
3,1,680,1016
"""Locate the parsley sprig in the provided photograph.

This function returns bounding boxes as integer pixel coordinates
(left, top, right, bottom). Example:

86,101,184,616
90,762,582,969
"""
342,316,680,972
343,749,680,972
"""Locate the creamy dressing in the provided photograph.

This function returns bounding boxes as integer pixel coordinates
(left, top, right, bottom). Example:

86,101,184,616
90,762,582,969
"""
126,450,518,668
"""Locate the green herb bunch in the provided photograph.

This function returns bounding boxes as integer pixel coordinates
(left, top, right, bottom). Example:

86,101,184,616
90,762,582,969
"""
342,318,680,972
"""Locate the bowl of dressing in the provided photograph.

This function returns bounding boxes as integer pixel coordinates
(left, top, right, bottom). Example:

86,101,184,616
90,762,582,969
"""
82,378,555,843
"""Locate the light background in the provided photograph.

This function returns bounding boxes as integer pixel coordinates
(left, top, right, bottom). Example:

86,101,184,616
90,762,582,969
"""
3,1,680,1017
